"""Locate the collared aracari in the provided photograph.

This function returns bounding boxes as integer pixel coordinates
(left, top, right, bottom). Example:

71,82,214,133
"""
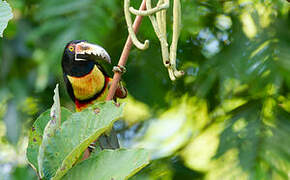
61,40,127,150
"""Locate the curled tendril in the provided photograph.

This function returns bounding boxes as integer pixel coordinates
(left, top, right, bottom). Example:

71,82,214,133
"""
124,0,184,80
129,1,169,16
147,0,170,68
169,0,184,79
124,0,149,50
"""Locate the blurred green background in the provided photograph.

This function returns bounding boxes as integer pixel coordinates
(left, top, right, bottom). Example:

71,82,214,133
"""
0,0,289,179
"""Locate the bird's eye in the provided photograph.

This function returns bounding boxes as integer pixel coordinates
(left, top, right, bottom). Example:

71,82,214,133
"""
68,46,74,52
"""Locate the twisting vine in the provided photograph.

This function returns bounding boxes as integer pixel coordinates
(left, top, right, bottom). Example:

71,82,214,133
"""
125,0,184,80
107,0,184,101
124,0,149,50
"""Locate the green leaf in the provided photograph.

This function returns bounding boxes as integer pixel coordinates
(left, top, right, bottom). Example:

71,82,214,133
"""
38,84,63,178
0,0,13,37
38,101,124,180
51,84,61,127
26,107,72,173
213,100,290,179
63,149,149,180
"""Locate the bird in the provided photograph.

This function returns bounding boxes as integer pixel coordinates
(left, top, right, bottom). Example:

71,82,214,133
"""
61,40,127,150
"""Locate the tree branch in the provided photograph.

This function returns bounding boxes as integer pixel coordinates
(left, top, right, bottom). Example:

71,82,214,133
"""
106,0,147,101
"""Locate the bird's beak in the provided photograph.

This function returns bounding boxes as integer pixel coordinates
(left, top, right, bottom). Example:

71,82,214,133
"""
75,42,111,64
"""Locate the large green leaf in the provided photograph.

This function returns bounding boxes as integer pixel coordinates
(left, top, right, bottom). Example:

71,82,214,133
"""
63,149,149,180
26,107,72,172
0,0,13,37
27,84,71,173
38,101,124,180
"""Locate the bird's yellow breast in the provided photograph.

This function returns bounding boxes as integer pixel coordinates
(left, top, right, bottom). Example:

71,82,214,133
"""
67,65,105,101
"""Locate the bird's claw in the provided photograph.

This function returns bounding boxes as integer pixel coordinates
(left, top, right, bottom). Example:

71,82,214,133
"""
88,142,97,152
112,65,126,74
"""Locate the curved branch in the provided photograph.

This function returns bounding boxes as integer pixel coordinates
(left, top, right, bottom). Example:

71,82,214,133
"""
129,1,169,16
124,0,149,50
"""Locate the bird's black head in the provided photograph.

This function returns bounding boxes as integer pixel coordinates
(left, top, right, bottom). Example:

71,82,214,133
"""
61,40,111,77
63,40,87,60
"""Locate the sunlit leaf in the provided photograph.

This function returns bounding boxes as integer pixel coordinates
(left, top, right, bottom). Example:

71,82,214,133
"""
0,0,13,37
134,96,198,159
50,84,61,127
181,123,223,171
214,100,290,179
26,107,72,172
38,85,64,178
63,149,149,180
240,12,257,39
38,101,123,180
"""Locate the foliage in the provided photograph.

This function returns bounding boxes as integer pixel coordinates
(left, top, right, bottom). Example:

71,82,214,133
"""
0,0,13,37
0,0,289,179
63,149,149,180
25,85,148,179
26,107,72,172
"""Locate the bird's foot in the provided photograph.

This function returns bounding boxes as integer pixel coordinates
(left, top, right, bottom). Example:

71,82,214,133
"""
88,142,97,152
112,65,126,74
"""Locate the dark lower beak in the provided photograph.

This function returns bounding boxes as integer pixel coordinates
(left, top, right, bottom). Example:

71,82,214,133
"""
75,42,111,64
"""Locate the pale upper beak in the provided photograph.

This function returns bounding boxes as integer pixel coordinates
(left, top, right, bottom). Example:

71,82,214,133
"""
74,42,111,64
